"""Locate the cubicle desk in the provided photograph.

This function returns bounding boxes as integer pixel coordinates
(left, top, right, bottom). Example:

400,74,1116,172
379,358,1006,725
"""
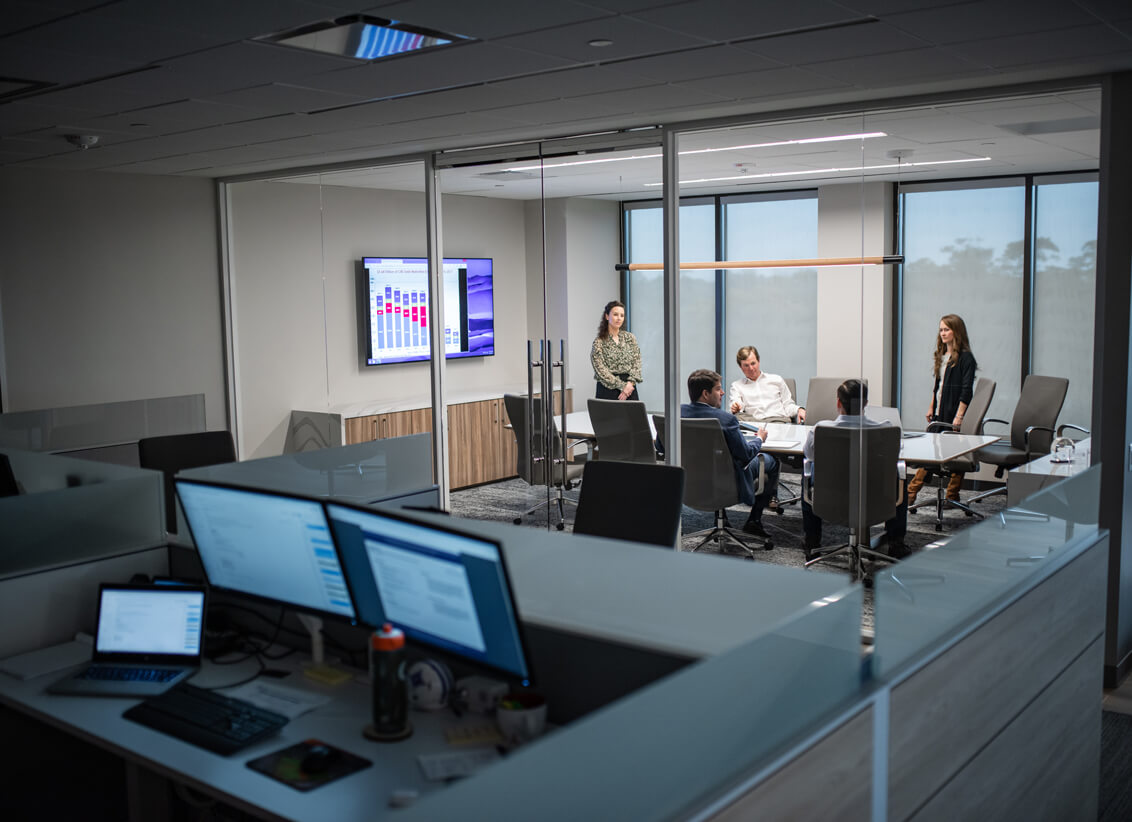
1007,437,1092,505
0,653,485,822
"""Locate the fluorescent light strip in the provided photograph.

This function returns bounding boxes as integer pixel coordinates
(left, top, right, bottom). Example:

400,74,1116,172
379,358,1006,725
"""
503,131,886,172
642,156,992,186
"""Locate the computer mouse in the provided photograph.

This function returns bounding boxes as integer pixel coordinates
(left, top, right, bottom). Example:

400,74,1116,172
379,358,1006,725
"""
300,744,338,774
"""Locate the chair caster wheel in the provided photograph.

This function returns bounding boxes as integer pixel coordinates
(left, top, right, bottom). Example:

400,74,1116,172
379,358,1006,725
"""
556,522,565,531
935,524,943,532
513,517,522,525
775,509,784,516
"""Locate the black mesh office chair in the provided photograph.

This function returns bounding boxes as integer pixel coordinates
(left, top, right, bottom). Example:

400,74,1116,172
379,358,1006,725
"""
572,460,685,548
138,431,236,534
654,415,771,556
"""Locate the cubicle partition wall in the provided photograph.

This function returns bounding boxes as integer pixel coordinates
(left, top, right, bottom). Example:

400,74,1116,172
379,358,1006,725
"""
0,447,167,658
0,394,206,465
397,468,1105,822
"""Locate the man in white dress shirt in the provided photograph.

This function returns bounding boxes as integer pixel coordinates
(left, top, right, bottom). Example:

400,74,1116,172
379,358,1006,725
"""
728,346,806,424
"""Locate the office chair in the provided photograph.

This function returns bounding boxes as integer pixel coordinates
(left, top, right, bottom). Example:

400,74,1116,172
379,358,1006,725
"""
572,460,685,548
803,425,901,582
654,415,771,556
909,377,996,529
503,394,585,530
586,399,657,463
805,377,865,424
138,431,237,534
967,375,1069,506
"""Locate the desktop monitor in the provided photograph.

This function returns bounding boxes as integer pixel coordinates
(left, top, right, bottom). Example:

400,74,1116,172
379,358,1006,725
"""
174,479,357,623
325,502,532,684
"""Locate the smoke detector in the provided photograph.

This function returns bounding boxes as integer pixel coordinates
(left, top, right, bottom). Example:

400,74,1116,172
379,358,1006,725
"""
64,134,100,150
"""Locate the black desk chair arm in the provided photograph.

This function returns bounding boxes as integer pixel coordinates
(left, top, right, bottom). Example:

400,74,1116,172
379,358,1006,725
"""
1057,423,1090,438
1023,424,1056,459
979,417,1010,435
926,421,958,434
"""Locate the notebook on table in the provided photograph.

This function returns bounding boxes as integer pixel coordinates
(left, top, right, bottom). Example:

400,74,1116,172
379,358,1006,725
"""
47,582,206,697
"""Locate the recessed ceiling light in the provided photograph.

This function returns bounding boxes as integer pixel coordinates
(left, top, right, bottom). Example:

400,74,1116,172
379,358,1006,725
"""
503,131,886,172
643,156,993,186
260,14,468,61
588,38,614,47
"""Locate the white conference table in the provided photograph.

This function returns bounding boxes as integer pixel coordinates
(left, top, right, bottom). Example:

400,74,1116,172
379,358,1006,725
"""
563,410,998,467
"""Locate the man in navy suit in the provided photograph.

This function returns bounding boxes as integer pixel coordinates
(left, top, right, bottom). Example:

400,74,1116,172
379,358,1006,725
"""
681,369,780,538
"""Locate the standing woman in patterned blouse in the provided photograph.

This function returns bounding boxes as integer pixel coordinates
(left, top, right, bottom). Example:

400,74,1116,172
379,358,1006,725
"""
590,300,642,401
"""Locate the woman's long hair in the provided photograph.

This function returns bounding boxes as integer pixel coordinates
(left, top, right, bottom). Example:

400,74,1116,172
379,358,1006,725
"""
597,300,624,339
932,313,972,378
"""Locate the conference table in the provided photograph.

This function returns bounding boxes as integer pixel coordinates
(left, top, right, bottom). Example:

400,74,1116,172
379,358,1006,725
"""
564,410,998,467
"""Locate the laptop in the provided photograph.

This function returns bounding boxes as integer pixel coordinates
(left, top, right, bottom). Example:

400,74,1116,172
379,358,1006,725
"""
47,582,206,697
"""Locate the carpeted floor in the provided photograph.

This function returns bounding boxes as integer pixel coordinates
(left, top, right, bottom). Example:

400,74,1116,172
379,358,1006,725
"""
1100,710,1132,821
450,475,1008,580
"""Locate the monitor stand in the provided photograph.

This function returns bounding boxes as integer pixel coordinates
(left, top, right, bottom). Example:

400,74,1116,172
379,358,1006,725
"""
295,613,351,685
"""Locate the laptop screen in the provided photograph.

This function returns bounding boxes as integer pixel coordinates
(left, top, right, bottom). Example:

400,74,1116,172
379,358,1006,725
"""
95,585,205,658
325,502,532,683
174,479,357,622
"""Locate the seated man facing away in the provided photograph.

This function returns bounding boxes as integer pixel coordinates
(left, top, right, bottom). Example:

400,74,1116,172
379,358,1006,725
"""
802,378,909,562
729,346,805,423
682,369,780,539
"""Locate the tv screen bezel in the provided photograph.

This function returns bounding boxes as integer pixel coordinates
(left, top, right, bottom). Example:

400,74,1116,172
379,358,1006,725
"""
357,255,495,368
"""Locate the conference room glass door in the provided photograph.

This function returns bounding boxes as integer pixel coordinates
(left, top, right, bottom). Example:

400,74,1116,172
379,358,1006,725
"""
435,136,663,529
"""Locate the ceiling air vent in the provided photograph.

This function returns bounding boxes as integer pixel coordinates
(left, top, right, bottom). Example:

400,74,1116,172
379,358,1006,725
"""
259,14,470,61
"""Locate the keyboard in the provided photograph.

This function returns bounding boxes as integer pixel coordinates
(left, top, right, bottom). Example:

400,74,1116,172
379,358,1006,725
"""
123,683,289,755
79,665,183,683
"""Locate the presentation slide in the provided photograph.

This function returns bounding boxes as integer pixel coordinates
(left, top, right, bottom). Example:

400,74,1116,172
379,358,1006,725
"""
362,257,494,365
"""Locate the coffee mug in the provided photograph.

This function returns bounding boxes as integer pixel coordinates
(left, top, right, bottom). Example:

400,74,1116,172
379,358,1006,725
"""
495,692,547,746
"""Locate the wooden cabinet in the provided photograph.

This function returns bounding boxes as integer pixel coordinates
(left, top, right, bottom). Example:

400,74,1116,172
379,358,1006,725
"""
342,390,571,490
448,398,517,489
344,409,432,444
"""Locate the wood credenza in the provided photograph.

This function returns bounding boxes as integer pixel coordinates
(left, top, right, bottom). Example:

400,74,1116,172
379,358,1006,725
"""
341,390,571,489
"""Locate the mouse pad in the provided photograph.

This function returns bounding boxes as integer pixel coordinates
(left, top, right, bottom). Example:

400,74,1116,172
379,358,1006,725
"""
247,739,371,791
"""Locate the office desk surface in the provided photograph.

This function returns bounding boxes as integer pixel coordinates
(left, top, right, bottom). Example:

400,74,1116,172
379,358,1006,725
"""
0,655,482,822
436,516,855,660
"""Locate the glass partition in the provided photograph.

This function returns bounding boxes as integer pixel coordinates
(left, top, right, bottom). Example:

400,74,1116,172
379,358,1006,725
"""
0,448,164,579
871,465,1101,677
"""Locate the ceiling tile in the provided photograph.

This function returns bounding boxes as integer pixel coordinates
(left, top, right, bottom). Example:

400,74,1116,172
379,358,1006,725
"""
496,15,710,63
0,41,136,84
202,83,367,115
632,0,867,42
737,20,931,64
95,0,355,42
3,15,215,65
162,41,361,87
567,83,734,113
613,45,781,82
947,24,1132,69
358,0,613,39
680,66,850,100
298,41,576,98
884,0,1096,45
805,47,987,87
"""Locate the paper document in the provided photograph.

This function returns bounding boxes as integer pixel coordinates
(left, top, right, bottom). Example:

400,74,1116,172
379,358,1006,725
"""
225,680,332,719
762,440,799,449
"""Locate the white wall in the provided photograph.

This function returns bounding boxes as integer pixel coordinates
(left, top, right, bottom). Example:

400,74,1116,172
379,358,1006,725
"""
816,181,894,401
228,181,532,458
0,168,226,427
564,199,621,396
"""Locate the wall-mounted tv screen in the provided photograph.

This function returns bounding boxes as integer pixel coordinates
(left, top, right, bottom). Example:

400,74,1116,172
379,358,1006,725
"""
359,256,495,366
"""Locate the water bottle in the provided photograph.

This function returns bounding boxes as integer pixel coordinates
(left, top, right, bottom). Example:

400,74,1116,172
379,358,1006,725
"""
365,623,412,741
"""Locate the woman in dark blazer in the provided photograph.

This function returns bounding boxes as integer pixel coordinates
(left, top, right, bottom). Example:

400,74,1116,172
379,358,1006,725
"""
907,314,976,506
